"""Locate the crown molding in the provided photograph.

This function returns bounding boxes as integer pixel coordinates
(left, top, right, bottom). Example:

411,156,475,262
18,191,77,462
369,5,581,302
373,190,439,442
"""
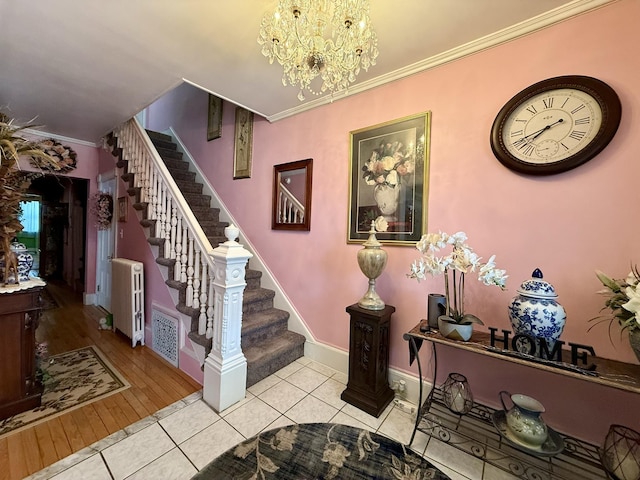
265,0,618,123
23,128,99,148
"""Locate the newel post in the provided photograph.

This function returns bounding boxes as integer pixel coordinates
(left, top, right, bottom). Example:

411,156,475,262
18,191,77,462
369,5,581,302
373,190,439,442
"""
203,224,253,412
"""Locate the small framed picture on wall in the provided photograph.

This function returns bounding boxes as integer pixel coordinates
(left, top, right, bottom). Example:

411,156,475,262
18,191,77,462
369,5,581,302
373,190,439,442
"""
233,106,254,179
207,94,223,141
118,196,128,223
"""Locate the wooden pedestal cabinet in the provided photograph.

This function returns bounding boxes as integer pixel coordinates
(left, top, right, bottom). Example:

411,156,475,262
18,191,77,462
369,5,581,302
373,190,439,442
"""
0,286,44,420
341,303,395,417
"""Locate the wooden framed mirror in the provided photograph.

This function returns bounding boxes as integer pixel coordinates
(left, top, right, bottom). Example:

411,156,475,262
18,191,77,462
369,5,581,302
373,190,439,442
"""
272,159,312,231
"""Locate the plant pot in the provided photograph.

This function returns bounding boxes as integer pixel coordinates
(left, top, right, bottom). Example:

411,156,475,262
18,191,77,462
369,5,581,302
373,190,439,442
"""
437,316,473,341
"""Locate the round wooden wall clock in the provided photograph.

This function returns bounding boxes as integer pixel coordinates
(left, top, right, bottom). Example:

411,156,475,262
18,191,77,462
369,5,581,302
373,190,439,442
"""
490,75,621,175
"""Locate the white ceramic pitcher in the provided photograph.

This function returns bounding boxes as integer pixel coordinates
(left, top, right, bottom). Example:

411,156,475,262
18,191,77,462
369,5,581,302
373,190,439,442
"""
499,391,548,447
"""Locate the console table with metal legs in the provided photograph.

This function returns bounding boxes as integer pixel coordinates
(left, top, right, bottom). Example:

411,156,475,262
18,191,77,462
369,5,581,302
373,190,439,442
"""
402,321,636,480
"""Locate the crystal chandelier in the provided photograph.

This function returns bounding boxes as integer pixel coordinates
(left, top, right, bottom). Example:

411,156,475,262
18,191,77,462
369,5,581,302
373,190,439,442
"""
257,0,378,101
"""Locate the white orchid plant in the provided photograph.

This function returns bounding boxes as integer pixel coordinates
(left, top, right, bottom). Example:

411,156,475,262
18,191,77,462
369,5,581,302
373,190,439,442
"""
408,231,508,325
591,267,640,338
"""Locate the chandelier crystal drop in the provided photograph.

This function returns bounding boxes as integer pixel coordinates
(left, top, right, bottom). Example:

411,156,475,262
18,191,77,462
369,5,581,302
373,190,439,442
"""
257,0,378,101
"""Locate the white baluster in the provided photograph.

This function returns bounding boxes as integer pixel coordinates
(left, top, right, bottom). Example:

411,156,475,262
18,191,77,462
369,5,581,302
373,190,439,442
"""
180,223,188,283
186,235,194,307
192,246,201,309
199,261,208,336
153,168,160,223
157,181,166,243
141,144,149,205
173,209,182,281
206,269,214,339
165,196,174,260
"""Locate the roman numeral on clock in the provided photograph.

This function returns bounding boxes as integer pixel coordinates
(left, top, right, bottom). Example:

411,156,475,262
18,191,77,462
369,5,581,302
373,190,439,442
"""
569,130,586,141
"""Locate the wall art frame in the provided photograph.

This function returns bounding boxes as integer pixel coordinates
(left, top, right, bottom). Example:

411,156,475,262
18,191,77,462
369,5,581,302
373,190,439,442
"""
233,106,254,179
207,94,223,141
347,111,431,245
117,196,128,223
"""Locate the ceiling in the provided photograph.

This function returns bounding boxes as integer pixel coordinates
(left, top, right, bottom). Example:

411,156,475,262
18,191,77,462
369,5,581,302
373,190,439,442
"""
0,0,614,144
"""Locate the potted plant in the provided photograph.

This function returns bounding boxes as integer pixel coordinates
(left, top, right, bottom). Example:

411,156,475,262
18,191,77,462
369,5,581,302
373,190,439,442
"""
591,267,640,362
408,231,508,340
0,112,60,283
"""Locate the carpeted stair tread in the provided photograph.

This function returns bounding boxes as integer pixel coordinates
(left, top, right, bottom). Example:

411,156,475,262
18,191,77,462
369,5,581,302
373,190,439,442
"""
245,268,263,290
146,130,173,143
170,170,197,182
161,157,190,171
242,287,275,314
184,194,212,207
156,146,183,160
242,308,290,348
175,181,203,195
244,331,306,387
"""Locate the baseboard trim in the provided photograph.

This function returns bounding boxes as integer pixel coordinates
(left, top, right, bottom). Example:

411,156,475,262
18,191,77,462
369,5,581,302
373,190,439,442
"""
303,340,425,406
84,292,96,305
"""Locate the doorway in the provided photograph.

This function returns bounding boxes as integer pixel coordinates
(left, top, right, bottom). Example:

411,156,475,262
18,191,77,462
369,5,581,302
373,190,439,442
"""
23,175,88,291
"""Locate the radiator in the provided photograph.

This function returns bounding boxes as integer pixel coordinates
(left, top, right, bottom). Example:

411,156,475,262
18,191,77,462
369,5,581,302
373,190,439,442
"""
111,258,145,347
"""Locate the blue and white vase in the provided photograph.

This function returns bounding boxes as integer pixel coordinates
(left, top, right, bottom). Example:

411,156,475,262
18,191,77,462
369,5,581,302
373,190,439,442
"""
0,242,34,283
508,268,566,352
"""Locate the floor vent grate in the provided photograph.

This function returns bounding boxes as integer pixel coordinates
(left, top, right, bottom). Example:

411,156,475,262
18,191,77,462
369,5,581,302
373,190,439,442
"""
151,308,179,367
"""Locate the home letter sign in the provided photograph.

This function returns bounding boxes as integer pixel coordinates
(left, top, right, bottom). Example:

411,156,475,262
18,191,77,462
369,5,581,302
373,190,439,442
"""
488,328,596,371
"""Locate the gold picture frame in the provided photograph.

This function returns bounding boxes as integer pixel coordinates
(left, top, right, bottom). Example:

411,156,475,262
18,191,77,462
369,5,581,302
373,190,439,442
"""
117,196,128,223
233,107,254,179
347,111,431,245
207,94,223,141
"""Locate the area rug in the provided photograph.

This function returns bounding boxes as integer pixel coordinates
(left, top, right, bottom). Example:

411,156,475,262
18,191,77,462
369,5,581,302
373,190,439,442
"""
0,345,130,438
192,423,450,480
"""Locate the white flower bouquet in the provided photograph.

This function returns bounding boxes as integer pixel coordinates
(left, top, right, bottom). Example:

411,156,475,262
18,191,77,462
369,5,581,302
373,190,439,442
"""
592,267,640,335
408,231,508,325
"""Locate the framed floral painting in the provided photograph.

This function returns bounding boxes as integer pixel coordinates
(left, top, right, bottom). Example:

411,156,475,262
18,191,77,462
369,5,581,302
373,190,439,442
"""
347,112,431,245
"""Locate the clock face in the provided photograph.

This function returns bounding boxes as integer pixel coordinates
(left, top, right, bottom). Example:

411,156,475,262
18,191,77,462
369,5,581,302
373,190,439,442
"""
502,88,603,164
491,76,621,175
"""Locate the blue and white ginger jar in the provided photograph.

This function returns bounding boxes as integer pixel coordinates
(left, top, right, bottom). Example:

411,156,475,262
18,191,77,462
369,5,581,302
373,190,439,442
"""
0,242,34,283
508,268,566,350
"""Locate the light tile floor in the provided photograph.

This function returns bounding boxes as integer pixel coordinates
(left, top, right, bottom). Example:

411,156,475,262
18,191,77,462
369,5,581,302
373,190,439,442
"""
26,357,502,480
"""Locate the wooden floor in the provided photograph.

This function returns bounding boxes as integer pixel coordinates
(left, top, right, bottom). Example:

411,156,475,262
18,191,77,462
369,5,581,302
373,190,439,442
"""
0,282,203,480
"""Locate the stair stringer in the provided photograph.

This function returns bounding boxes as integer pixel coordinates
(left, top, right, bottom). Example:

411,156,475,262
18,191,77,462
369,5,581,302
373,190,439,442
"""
165,128,319,351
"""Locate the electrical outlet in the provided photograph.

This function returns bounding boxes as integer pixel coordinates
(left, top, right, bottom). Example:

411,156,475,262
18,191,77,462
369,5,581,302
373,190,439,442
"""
393,398,416,415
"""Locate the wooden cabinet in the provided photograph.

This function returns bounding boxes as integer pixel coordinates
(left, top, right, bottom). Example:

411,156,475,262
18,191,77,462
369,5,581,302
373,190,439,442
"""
0,286,44,419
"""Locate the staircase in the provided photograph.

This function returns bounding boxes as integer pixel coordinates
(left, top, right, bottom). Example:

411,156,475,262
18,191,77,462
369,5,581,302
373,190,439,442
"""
110,127,305,387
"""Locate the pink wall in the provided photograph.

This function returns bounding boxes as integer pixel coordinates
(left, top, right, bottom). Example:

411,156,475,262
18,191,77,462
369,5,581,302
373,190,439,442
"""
148,0,640,443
